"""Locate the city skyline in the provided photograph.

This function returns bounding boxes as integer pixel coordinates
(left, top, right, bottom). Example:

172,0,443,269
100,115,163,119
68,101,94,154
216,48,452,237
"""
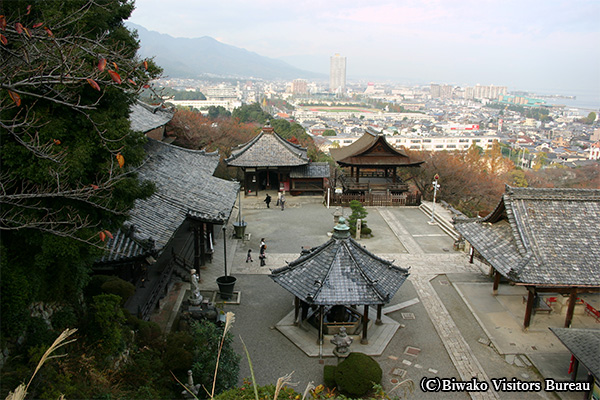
129,0,599,101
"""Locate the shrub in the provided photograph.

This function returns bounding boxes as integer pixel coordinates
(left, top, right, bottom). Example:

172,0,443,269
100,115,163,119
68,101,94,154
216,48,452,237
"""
323,364,337,388
163,331,194,373
101,278,136,305
334,352,382,397
190,320,240,396
348,200,370,237
215,381,300,400
51,305,78,331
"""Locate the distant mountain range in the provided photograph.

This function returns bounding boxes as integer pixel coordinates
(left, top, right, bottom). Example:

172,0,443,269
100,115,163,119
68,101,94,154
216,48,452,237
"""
127,23,326,81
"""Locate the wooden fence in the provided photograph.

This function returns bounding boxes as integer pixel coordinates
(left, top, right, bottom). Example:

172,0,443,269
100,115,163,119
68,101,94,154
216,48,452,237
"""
328,191,421,207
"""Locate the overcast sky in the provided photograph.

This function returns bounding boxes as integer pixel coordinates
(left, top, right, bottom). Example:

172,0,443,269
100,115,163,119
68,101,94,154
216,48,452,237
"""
129,0,599,97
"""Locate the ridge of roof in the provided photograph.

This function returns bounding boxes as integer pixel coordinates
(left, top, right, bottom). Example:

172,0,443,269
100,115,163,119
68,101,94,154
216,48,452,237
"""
225,124,309,167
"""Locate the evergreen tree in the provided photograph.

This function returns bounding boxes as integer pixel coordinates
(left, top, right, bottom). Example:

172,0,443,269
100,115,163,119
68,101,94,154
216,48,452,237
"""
0,0,161,338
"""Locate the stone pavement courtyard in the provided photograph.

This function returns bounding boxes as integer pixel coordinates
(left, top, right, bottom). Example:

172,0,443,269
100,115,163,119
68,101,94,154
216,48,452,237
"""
152,195,598,400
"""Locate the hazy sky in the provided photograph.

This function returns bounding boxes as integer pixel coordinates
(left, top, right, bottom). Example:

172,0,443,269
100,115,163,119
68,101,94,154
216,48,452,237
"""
129,0,599,96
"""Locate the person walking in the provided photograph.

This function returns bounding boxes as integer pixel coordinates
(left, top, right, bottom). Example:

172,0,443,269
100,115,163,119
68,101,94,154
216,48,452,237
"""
276,191,282,207
246,248,253,262
280,192,286,211
264,193,272,208
259,238,267,266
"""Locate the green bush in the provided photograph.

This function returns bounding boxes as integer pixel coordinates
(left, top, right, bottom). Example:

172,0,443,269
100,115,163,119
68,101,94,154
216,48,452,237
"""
323,364,337,388
84,275,116,299
215,381,300,399
163,331,194,373
101,278,136,305
51,305,78,331
190,320,240,396
334,352,382,397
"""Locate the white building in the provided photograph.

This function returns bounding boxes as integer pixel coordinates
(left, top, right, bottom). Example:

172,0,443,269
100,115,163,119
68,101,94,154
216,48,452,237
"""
330,54,346,94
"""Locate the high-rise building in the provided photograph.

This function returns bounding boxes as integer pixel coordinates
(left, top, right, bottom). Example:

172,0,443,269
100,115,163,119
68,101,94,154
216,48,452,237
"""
330,54,346,94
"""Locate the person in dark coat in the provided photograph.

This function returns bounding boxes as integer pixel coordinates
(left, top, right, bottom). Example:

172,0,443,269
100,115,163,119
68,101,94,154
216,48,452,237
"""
264,194,272,208
259,238,267,266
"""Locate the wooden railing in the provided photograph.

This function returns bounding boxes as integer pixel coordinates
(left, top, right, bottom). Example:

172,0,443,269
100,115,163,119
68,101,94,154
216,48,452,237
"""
329,191,421,207
138,255,177,321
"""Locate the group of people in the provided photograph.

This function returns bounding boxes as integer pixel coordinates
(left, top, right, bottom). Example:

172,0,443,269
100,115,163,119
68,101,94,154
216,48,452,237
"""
263,191,286,211
246,238,268,266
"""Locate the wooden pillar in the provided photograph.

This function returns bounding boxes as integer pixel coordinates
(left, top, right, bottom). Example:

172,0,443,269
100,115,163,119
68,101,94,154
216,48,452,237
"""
524,287,535,329
318,305,324,345
266,167,270,188
492,270,501,294
193,223,200,272
294,297,300,326
564,290,577,328
469,246,474,264
570,357,579,382
356,167,360,183
199,222,205,267
361,305,369,344
376,304,383,325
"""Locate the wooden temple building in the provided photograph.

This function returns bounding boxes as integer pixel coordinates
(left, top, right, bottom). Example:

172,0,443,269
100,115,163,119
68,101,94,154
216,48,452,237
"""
270,217,410,345
225,122,330,196
96,138,239,319
329,129,423,206
455,186,600,329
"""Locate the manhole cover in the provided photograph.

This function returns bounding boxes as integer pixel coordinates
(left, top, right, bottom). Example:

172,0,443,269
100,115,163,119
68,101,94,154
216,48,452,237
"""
390,368,406,378
404,346,421,356
401,313,415,320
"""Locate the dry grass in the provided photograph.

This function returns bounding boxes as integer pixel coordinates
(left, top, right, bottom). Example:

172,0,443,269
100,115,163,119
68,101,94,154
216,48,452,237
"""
5,328,78,400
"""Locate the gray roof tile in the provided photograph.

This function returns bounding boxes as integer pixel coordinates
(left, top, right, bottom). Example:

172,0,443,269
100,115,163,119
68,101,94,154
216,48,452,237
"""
550,327,600,380
225,125,309,167
455,186,600,286
129,102,173,133
127,139,239,253
270,235,410,305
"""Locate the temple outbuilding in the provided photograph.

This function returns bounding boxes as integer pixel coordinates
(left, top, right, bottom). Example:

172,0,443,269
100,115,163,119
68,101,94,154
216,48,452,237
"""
455,186,600,329
225,122,329,196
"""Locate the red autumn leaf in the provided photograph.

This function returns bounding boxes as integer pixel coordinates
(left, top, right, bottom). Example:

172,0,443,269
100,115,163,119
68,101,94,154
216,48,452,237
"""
53,139,61,145
8,90,21,106
33,22,43,28
98,58,106,72
112,62,118,71
116,153,125,168
99,231,106,242
15,22,23,34
22,27,30,38
104,230,114,240
127,78,136,85
143,60,148,70
0,16,6,31
91,184,99,190
26,5,32,15
143,84,150,89
108,70,121,84
86,78,101,91
0,34,6,46
44,26,53,36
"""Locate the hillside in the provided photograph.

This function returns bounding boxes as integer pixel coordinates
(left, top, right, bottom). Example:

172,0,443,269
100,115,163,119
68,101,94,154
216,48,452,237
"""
127,23,325,81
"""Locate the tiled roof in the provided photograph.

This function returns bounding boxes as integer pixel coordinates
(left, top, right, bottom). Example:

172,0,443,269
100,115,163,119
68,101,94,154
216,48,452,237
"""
225,124,309,167
97,228,153,265
126,139,239,253
129,102,173,133
455,186,600,286
549,327,600,381
270,233,410,305
290,163,331,178
329,131,423,167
